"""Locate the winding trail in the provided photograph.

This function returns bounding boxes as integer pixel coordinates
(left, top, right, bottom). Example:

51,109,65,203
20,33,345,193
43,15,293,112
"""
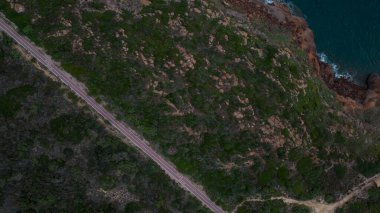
233,173,380,213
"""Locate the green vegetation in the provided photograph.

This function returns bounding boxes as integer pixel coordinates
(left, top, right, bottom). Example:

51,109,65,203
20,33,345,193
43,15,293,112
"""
0,84,34,118
338,187,380,213
0,39,206,212
0,0,380,211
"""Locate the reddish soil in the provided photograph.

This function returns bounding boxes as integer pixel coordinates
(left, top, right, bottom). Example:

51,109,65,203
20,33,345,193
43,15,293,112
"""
224,0,379,107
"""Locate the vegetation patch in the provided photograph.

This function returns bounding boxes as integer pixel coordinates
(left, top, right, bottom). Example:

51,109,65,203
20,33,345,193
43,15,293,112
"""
0,0,379,211
0,39,206,212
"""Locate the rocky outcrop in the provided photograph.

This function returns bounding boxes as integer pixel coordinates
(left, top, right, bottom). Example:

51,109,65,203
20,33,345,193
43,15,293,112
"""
224,0,321,75
363,74,380,109
6,1,25,13
320,61,367,103
224,0,380,110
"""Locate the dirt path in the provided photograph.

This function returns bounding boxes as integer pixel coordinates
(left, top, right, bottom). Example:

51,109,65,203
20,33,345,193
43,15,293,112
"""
233,173,380,213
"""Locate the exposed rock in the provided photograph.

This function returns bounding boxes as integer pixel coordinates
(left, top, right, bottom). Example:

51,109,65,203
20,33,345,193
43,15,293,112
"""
167,146,177,155
7,1,25,13
177,45,196,73
168,17,190,37
336,95,361,111
72,36,84,53
363,74,380,109
225,0,319,75
367,73,380,91
140,0,151,6
50,29,70,37
233,111,244,119
225,0,380,110
215,44,226,54
318,58,368,105
100,0,144,13
267,116,284,130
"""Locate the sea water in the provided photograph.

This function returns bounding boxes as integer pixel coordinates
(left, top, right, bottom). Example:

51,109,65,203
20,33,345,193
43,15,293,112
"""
284,0,380,84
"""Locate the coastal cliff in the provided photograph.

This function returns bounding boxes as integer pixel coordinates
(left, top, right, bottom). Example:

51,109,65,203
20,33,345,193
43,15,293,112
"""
224,0,380,110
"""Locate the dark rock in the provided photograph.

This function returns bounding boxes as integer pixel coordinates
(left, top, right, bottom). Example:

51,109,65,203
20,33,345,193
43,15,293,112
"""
226,0,380,109
367,73,380,91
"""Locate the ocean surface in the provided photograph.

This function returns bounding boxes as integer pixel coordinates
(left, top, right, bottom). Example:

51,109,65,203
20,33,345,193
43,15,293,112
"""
286,0,380,84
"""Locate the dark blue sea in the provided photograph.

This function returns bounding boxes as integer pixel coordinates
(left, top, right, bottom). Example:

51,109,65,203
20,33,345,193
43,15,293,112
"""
286,0,380,84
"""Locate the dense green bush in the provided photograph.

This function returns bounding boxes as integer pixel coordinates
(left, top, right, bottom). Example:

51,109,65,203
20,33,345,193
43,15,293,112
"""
0,40,205,212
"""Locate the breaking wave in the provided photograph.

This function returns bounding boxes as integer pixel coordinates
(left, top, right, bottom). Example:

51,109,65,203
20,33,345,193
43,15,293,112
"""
264,0,357,82
318,53,354,81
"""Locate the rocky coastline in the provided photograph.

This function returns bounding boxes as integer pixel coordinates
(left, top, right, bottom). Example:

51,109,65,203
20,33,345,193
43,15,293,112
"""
224,0,380,110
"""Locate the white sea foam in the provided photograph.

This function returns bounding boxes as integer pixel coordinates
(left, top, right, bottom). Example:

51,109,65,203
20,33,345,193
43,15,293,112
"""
268,0,302,17
265,0,274,4
264,0,355,81
318,53,354,81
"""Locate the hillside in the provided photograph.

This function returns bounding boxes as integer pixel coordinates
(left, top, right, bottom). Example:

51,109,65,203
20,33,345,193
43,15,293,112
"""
1,0,380,212
0,35,206,212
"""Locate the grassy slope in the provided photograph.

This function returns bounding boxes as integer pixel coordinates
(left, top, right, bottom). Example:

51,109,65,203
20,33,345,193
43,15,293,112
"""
1,0,379,211
0,36,207,212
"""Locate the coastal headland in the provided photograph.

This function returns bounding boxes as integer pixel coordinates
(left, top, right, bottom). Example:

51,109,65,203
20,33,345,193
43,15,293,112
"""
223,0,380,110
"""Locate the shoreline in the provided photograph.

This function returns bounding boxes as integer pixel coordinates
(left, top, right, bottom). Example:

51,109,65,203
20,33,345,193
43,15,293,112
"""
224,0,380,110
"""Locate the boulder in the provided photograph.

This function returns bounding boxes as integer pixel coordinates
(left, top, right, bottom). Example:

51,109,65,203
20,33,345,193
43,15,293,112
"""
367,73,380,91
363,73,380,109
